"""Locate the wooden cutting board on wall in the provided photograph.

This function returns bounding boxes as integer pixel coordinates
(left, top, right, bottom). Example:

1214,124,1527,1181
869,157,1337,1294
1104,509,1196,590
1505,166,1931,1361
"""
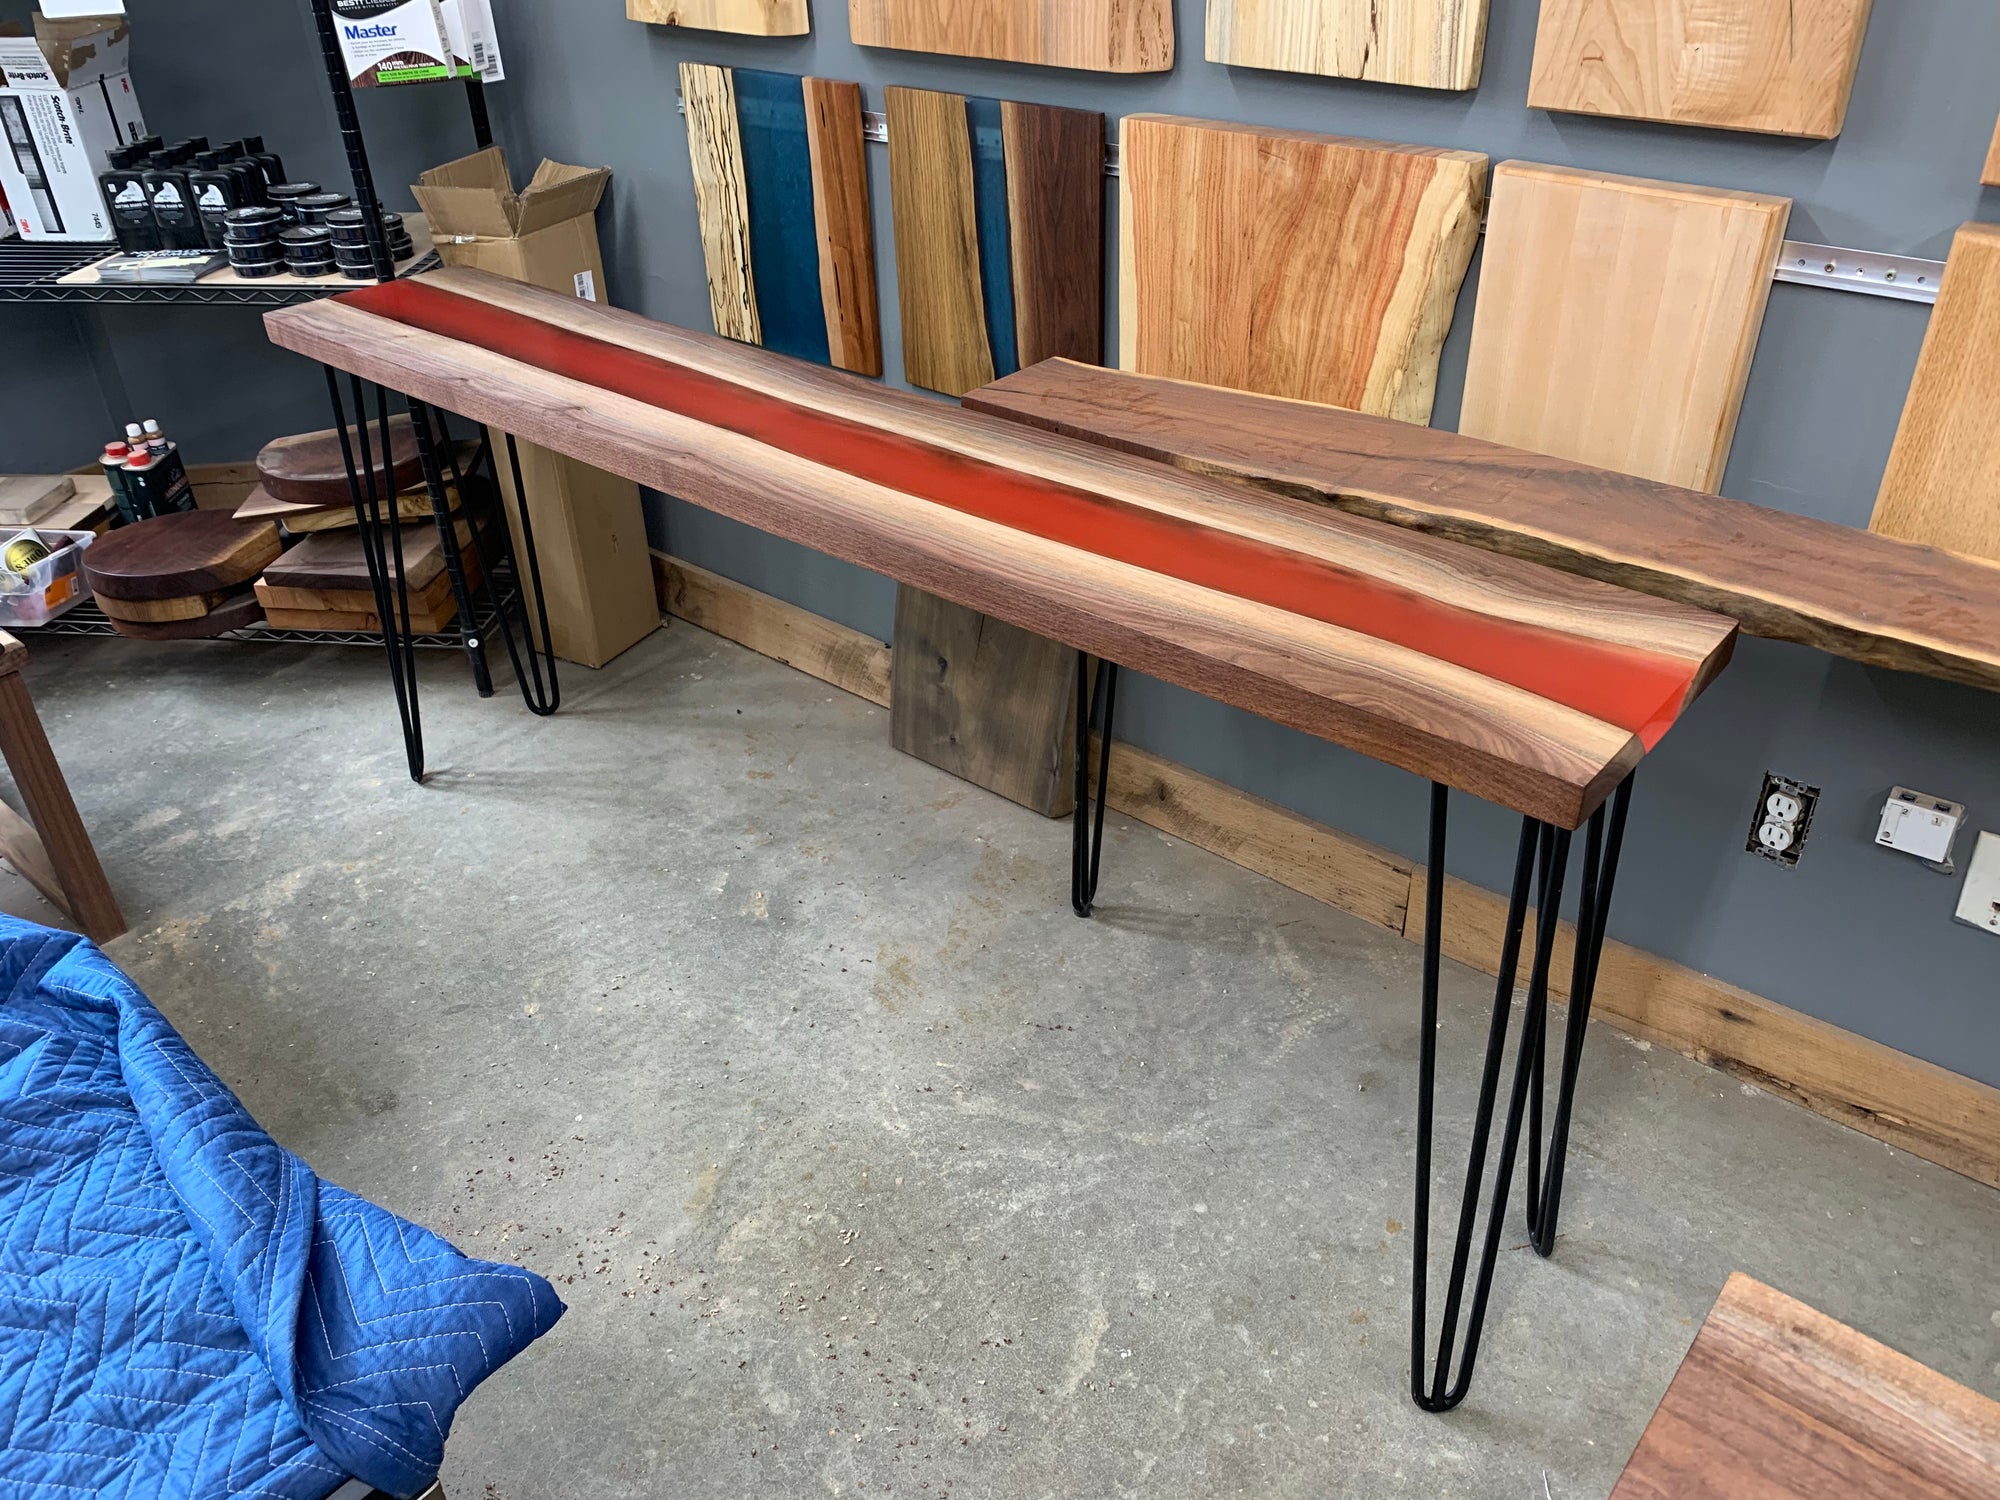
1206,0,1490,92
885,84,1105,814
628,0,809,35
885,85,1104,398
850,0,1174,73
1119,114,1485,424
1527,0,1875,139
682,63,882,376
1459,162,1790,493
1872,223,2000,565
1984,113,2000,188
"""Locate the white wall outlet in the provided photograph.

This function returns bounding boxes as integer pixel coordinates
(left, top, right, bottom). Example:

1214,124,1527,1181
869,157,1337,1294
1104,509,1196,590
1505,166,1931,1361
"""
1748,773,1819,868
1954,832,2000,938
1876,787,1966,873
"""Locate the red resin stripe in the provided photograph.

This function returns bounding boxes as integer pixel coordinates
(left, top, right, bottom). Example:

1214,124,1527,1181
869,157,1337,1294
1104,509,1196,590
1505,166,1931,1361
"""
343,279,1698,747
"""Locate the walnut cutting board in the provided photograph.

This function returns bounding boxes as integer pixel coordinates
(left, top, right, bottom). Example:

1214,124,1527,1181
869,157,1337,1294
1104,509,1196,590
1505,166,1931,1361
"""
850,0,1173,73
1206,0,1489,92
1872,222,2000,566
1527,0,1875,139
626,0,808,34
1118,114,1485,423
1460,162,1789,493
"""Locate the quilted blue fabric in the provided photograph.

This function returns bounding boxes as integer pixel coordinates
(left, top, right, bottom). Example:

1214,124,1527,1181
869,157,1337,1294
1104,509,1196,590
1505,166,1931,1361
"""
0,918,563,1499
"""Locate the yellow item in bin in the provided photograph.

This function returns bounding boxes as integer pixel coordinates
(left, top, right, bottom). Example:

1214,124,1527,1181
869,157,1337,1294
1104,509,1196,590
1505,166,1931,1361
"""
2,531,53,579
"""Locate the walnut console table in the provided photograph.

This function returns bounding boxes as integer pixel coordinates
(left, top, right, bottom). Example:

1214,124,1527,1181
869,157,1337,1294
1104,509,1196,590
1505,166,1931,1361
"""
266,268,1740,1410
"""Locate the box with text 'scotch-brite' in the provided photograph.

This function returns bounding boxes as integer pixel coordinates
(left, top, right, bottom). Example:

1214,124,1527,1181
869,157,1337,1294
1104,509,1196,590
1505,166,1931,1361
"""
0,15,147,241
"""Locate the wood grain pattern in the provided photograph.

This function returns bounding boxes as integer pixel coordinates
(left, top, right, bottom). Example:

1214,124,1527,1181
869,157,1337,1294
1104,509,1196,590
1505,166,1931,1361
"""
1118,114,1485,423
255,565,462,619
1528,0,1876,139
849,0,1173,73
802,77,882,377
268,268,1738,828
967,360,2000,696
262,520,473,594
82,514,282,603
1461,161,1789,492
260,601,461,635
628,0,808,35
1206,0,1490,91
892,588,1081,816
1872,222,2000,565
1612,1275,2000,1499
681,63,762,348
95,590,234,624
257,419,422,507
105,589,265,641
885,86,994,398
1002,101,1104,368
653,552,889,705
1985,113,2000,189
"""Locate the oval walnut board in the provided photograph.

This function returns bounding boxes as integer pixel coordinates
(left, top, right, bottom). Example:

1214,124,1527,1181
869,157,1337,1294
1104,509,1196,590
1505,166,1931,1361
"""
105,588,265,641
83,513,283,603
257,417,424,507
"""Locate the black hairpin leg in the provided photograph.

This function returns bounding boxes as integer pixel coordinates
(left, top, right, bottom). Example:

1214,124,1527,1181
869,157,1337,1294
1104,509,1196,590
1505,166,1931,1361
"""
327,368,425,783
1071,651,1119,918
405,400,493,698
1411,773,1634,1412
413,402,560,719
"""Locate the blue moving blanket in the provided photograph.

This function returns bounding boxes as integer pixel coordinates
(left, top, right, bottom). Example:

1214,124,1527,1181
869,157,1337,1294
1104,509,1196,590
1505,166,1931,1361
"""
0,919,563,1498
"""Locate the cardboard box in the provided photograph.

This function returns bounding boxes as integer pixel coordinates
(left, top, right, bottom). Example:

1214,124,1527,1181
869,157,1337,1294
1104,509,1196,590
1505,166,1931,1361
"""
330,0,453,88
415,147,658,669
0,15,146,241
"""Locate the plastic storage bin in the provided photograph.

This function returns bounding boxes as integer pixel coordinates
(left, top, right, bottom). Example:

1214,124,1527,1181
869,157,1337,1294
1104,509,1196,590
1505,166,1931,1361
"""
0,530,98,628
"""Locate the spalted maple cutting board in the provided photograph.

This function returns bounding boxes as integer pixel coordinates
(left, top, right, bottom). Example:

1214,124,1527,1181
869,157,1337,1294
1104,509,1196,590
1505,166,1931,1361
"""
1206,0,1490,92
885,85,1105,813
1118,114,1485,423
1872,223,2000,566
681,63,881,376
1527,0,1875,139
627,0,808,36
850,0,1173,73
1460,162,1789,493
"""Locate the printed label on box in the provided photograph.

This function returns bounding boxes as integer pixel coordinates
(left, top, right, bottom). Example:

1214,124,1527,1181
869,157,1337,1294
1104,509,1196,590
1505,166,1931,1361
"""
332,0,454,87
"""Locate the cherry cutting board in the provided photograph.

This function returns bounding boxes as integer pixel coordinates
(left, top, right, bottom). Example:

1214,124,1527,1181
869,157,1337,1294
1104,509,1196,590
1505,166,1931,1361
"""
1206,0,1490,92
1527,0,1875,139
850,0,1173,73
626,0,808,36
1118,114,1485,423
1459,162,1790,493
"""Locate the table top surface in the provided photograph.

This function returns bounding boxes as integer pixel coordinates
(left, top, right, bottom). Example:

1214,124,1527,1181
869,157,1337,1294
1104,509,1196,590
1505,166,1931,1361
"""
966,360,2000,698
1613,1274,2000,1500
266,269,1738,829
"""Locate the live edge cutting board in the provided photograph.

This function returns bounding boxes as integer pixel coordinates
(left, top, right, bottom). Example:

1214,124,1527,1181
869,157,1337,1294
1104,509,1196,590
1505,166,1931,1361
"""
1120,114,1485,424
1527,0,1875,139
1206,0,1490,92
851,0,1173,73
1460,162,1790,493
628,0,808,35
1872,222,2000,566
681,63,881,376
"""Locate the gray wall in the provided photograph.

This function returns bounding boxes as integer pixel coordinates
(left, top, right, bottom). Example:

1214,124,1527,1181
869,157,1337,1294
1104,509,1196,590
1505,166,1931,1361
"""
1,0,1995,1085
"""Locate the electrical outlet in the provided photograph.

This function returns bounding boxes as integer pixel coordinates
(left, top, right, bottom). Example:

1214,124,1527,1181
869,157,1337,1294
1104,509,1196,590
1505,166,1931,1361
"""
1747,773,1819,868
1954,833,2000,938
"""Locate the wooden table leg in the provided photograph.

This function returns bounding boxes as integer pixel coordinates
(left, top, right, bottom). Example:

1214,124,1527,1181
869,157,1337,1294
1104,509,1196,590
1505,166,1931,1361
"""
0,670,125,943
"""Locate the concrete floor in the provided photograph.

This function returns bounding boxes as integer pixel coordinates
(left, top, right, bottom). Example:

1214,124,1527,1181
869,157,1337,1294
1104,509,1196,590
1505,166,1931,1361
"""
9,622,1998,1500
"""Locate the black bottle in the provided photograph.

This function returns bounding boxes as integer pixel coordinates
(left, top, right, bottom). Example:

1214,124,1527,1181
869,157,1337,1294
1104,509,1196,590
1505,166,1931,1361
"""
99,146,159,251
189,151,246,249
217,139,268,204
143,151,206,250
240,134,286,190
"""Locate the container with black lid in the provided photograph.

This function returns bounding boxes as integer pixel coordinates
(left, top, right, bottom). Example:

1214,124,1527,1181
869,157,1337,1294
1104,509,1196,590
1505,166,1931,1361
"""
265,182,320,223
281,225,336,276
294,191,353,226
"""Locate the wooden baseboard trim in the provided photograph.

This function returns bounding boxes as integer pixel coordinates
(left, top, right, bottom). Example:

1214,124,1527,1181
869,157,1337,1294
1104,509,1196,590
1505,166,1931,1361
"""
651,550,2000,1192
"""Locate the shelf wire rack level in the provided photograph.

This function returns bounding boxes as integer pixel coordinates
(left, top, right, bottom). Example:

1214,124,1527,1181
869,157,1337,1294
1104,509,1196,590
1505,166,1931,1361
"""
0,236,441,306
19,583,519,651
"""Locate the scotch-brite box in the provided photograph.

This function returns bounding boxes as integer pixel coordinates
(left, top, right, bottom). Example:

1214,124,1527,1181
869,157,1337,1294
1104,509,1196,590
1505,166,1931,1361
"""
331,0,453,88
0,528,96,627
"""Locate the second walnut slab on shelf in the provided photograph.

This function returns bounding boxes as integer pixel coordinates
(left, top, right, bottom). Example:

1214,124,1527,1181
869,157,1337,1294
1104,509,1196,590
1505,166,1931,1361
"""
1460,162,1790,493
1527,0,1876,139
1206,0,1491,92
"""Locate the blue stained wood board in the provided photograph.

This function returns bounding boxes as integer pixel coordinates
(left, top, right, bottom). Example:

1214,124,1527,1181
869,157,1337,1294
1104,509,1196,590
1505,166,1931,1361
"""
731,69,833,368
965,95,1021,380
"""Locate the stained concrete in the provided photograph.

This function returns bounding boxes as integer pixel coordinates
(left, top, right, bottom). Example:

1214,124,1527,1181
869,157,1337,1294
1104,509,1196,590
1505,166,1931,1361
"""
9,623,1998,1499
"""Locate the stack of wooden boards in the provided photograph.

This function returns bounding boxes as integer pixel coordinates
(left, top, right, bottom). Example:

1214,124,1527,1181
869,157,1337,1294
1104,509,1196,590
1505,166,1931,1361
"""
0,475,115,535
82,512,282,640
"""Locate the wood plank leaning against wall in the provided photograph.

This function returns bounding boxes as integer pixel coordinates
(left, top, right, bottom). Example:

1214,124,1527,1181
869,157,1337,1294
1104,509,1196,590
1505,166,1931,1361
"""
652,553,2000,1196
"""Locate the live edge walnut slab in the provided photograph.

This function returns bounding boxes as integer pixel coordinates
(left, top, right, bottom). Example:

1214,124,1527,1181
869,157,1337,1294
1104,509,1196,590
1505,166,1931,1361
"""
266,268,1736,829
964,360,2000,699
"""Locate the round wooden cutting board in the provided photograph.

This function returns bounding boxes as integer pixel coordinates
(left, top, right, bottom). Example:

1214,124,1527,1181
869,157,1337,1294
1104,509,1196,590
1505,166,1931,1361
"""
103,587,266,641
257,417,424,506
83,513,283,603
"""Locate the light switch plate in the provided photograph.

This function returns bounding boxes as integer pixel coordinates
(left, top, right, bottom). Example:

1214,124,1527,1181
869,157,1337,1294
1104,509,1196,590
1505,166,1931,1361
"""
1877,786,1965,872
1955,832,2000,938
